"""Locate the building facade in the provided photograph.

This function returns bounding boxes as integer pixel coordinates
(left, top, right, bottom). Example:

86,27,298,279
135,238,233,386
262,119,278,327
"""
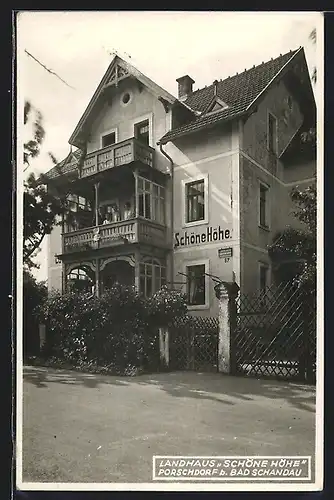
45,47,316,316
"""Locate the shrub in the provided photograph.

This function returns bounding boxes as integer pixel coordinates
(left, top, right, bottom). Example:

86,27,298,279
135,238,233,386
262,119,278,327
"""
146,286,188,327
38,284,186,374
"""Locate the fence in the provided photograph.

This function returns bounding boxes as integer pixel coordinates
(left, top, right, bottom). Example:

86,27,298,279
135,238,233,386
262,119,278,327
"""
169,315,219,372
231,282,316,383
164,281,316,384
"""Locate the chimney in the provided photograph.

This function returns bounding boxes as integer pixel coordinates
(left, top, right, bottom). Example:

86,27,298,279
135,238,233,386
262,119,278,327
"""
213,79,218,96
176,75,195,99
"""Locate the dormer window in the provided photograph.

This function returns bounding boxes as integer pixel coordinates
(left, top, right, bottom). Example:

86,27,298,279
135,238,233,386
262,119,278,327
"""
204,96,228,115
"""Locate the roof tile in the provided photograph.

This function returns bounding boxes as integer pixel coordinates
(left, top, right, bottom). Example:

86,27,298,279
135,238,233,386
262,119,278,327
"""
160,48,300,143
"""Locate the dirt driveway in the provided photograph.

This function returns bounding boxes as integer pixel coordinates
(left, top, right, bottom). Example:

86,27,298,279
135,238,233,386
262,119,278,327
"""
21,366,316,484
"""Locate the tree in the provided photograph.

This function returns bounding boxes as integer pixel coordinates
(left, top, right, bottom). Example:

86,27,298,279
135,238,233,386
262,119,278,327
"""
309,28,317,84
23,101,65,268
268,184,316,290
301,28,317,144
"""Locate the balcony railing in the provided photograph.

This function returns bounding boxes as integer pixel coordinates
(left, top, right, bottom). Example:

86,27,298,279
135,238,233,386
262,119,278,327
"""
80,138,154,178
62,218,167,254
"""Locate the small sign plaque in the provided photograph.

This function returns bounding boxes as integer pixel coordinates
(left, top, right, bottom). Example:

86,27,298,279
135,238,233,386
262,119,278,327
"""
218,247,233,259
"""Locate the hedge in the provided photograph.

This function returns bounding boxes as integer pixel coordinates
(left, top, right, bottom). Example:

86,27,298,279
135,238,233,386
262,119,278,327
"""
38,284,187,374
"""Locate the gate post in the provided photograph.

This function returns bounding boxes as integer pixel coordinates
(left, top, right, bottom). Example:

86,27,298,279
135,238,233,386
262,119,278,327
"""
159,326,170,370
215,281,239,374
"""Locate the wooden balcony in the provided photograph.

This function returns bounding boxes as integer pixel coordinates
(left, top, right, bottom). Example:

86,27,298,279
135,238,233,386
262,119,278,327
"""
80,138,154,179
62,218,168,254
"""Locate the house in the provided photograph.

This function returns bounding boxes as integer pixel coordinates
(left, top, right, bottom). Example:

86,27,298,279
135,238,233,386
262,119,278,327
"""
45,46,316,316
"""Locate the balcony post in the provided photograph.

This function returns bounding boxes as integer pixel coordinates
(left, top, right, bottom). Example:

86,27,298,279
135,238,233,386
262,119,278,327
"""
133,169,139,217
94,181,100,226
134,249,140,293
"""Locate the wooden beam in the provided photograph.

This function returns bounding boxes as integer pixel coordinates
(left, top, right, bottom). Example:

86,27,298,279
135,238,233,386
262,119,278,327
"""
158,96,171,113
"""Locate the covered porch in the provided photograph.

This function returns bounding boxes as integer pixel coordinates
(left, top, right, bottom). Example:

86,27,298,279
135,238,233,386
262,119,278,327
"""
64,250,168,298
55,162,170,255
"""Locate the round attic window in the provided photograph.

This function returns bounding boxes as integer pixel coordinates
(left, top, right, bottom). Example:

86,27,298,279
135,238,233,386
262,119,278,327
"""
121,92,131,105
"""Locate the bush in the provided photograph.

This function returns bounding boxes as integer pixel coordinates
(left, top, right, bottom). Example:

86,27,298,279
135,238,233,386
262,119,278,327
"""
38,284,187,374
146,286,188,327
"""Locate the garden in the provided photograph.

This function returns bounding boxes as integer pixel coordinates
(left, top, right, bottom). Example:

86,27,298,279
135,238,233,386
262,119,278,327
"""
24,279,189,376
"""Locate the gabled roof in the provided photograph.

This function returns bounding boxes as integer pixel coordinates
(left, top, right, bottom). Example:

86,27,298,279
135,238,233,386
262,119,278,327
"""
69,55,197,148
159,47,304,144
44,149,81,180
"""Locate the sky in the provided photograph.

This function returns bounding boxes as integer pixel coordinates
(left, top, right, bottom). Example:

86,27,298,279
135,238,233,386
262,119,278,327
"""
17,11,322,281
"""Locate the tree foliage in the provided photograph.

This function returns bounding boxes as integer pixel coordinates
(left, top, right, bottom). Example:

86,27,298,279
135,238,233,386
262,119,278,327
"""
23,269,48,356
309,28,317,84
24,172,64,268
268,184,316,289
24,102,46,169
23,101,65,268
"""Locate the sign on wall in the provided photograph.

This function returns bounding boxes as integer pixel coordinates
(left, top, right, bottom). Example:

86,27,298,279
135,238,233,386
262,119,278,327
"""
218,247,233,258
174,226,232,249
218,247,233,263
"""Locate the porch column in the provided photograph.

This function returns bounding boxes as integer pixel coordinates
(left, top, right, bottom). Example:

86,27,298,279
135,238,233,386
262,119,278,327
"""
95,257,100,297
62,263,66,294
61,197,65,234
94,181,100,226
134,250,140,292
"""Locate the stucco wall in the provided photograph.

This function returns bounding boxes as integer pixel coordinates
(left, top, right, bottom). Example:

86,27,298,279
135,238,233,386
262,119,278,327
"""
240,244,272,296
166,123,240,316
242,79,304,180
47,223,62,292
173,245,234,317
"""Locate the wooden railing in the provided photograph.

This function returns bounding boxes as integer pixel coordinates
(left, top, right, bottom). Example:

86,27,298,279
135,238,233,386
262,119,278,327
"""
80,138,155,178
62,218,167,253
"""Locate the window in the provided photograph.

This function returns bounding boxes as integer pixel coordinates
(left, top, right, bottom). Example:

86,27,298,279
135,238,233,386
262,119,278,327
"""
268,112,277,154
139,259,166,298
138,176,165,224
138,178,151,219
186,179,205,223
259,264,269,296
67,268,93,293
186,264,206,306
259,182,269,228
102,131,116,148
152,184,165,224
65,194,91,232
122,92,131,104
134,119,150,145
